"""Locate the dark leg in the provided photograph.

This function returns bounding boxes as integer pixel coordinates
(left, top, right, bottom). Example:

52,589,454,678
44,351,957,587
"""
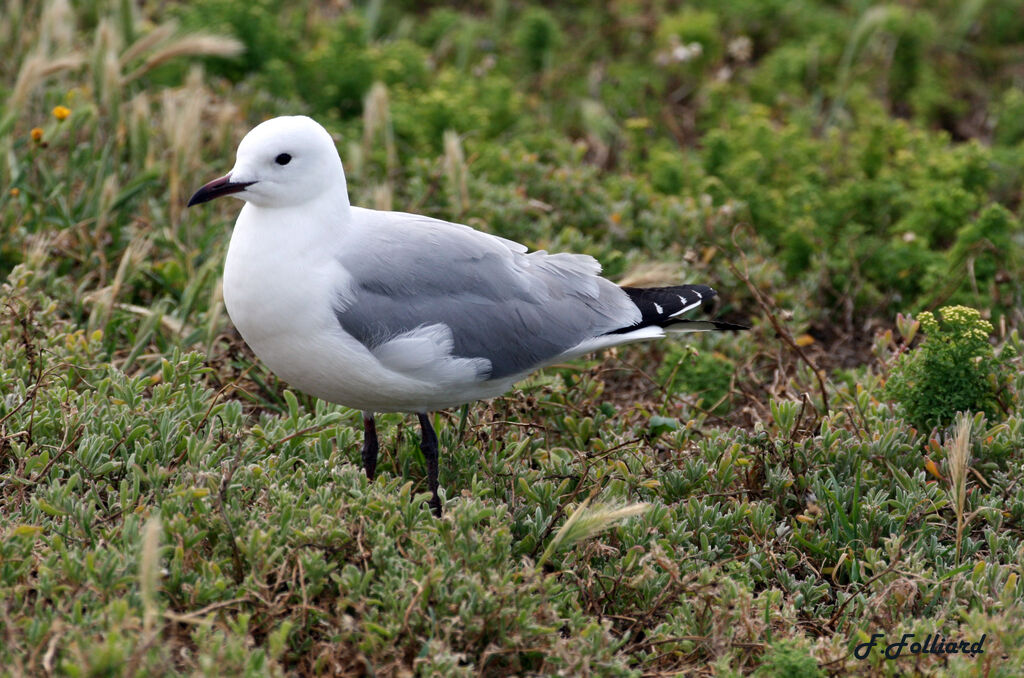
361,411,378,480
417,412,442,517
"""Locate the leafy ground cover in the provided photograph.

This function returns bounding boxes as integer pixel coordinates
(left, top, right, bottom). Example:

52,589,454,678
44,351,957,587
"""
2,0,1024,675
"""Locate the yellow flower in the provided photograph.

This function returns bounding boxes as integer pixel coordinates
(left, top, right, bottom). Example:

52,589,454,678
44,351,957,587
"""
9,188,19,197
30,127,43,142
52,105,71,121
795,333,816,347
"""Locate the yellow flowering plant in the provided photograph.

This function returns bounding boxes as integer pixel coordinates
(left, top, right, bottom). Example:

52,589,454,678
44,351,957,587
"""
885,306,1015,430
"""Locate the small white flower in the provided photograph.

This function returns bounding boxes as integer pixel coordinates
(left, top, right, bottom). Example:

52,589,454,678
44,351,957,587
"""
671,41,704,63
728,36,753,62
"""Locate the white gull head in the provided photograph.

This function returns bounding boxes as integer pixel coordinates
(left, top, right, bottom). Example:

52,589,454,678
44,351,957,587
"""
188,115,347,209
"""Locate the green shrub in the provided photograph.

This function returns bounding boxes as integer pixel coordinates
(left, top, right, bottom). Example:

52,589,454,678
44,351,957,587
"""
749,38,839,105
885,306,1013,430
390,70,523,150
417,8,465,48
298,15,375,118
645,144,696,195
977,0,1024,45
661,347,735,413
179,0,298,81
936,204,1022,310
994,88,1024,147
881,7,938,115
514,8,562,73
369,40,431,91
756,640,824,678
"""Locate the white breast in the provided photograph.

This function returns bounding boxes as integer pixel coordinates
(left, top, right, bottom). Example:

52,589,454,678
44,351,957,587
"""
221,204,512,412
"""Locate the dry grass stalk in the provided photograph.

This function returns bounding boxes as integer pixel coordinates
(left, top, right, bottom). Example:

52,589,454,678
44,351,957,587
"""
161,67,206,222
24,233,55,270
0,0,25,55
211,100,241,153
124,32,243,83
362,82,388,155
119,23,176,68
93,173,120,251
947,415,972,563
362,81,397,175
92,19,123,108
538,497,649,568
112,304,193,337
86,235,153,330
38,0,74,55
128,91,154,165
618,261,686,288
139,516,162,634
11,53,85,112
372,183,393,211
443,129,470,215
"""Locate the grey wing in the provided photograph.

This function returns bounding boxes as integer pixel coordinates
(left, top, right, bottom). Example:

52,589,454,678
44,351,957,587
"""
334,210,640,382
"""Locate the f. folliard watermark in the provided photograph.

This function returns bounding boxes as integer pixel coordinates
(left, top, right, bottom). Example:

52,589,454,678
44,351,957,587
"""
854,633,986,660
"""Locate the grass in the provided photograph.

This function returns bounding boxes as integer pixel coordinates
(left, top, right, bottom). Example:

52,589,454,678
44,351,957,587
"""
2,0,1024,675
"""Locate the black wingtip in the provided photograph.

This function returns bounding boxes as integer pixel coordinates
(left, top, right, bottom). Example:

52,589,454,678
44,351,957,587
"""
610,284,716,333
608,284,748,334
707,320,750,331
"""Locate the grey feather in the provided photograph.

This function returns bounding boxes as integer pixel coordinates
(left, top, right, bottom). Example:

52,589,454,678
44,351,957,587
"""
334,210,639,380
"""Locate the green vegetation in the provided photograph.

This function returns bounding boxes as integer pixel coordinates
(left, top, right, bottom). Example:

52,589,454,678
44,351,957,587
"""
2,0,1024,675
885,306,1015,431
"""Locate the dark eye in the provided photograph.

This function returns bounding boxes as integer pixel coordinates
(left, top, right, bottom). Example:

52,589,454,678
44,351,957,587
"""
275,153,292,165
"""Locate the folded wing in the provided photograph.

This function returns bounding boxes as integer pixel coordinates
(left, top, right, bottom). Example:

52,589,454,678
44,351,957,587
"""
333,210,641,382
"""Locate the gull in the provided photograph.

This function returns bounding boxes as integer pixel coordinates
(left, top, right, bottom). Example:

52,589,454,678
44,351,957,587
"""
188,115,745,516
